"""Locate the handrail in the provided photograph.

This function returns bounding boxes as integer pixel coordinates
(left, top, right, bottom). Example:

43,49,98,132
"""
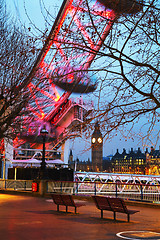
0,179,160,204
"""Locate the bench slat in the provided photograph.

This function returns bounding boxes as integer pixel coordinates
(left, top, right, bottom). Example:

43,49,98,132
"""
61,195,75,206
92,196,112,211
92,195,139,222
107,197,126,213
51,194,85,214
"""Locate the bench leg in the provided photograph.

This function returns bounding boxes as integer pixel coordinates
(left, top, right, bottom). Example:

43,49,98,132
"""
127,214,130,222
113,212,116,221
66,206,68,212
101,210,103,219
57,205,59,212
75,207,77,214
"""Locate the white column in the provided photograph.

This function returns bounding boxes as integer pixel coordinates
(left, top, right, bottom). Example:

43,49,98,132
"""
61,139,70,165
14,168,17,180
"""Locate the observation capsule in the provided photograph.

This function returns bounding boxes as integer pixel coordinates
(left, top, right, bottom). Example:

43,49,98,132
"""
98,0,143,14
51,67,97,93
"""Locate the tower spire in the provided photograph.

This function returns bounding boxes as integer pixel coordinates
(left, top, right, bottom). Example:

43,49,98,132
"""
91,122,103,172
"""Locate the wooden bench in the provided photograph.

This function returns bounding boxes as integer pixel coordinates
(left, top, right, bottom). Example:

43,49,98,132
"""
92,195,139,222
51,194,85,214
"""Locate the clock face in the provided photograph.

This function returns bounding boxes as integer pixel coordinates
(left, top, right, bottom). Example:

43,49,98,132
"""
92,137,96,143
97,137,102,143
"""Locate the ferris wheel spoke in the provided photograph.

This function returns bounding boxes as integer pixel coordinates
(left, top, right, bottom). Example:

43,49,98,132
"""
16,0,143,146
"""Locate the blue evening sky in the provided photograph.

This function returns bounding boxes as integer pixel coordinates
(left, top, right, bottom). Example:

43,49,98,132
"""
6,0,160,160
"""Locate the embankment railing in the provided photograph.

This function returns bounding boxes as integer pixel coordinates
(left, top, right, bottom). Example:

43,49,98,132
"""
0,179,160,203
0,179,33,191
47,181,160,203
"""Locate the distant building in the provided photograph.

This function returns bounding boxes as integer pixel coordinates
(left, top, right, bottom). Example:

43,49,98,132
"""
103,156,112,172
69,122,104,172
69,142,160,175
68,149,73,163
146,146,160,175
68,155,92,171
69,155,112,172
111,147,160,175
111,148,146,174
91,122,103,172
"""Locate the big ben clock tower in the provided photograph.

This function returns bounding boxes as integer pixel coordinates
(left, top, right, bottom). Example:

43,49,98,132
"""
91,122,103,172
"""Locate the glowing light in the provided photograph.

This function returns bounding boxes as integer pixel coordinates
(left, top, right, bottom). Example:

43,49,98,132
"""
41,113,45,120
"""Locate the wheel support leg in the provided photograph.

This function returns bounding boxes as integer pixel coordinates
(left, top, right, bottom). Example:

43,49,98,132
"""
101,210,103,219
114,212,116,221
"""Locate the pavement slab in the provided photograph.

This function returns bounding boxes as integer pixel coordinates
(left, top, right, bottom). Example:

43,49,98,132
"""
0,193,160,240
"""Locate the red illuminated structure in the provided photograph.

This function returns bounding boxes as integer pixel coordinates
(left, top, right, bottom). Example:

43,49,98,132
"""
13,0,143,154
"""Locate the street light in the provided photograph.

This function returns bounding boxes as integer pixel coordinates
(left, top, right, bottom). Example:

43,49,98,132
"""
40,127,48,179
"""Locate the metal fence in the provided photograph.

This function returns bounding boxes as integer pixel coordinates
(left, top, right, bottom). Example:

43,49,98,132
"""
47,181,160,203
0,179,33,191
47,181,74,194
0,179,160,203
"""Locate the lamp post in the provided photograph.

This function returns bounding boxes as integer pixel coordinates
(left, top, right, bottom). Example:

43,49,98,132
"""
40,127,48,179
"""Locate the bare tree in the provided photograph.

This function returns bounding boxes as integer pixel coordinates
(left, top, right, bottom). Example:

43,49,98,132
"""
0,0,39,140
45,0,160,147
3,0,159,149
90,0,160,147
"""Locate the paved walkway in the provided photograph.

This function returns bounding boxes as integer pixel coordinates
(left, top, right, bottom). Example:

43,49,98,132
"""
0,193,160,240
